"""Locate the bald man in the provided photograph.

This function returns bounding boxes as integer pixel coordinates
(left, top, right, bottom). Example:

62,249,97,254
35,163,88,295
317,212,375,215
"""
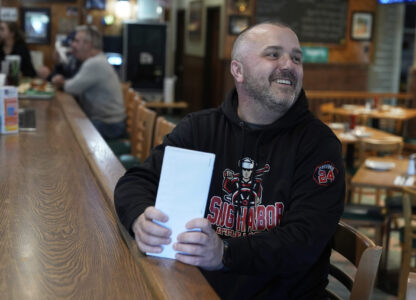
115,21,345,299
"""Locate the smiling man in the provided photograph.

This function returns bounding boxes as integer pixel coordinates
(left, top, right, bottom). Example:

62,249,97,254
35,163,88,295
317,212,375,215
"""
115,21,345,299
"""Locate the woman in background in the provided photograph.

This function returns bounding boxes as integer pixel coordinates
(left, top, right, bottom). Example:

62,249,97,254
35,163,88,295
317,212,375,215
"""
0,21,36,77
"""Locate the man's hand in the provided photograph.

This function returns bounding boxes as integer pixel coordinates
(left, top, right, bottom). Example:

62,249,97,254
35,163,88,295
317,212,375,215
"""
51,75,65,89
132,207,171,254
173,218,224,270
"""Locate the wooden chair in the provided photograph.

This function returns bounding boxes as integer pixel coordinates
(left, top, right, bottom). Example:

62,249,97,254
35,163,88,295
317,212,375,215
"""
406,272,416,300
131,104,157,162
398,188,416,300
153,116,176,148
319,102,335,123
121,81,131,107
119,104,157,169
342,137,404,246
107,88,142,156
327,221,382,300
126,89,142,135
356,137,403,205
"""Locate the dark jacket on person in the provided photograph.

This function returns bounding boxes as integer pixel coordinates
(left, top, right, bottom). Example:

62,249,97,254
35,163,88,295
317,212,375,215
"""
114,88,345,299
0,39,37,77
47,54,81,81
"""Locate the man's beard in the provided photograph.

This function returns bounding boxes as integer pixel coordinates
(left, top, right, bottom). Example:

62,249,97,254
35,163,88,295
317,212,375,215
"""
243,69,301,114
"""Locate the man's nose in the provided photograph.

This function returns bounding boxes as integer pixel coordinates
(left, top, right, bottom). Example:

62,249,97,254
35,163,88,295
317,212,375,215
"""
279,53,294,69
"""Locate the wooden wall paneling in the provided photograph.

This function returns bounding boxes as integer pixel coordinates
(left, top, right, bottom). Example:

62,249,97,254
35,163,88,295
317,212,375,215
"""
303,63,369,91
183,55,205,111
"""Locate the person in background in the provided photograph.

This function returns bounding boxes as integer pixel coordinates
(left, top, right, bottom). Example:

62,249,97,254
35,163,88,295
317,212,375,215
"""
37,31,81,81
114,21,345,299
0,21,36,77
52,25,126,140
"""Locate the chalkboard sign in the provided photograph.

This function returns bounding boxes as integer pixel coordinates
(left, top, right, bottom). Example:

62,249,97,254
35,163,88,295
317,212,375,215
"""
256,0,348,44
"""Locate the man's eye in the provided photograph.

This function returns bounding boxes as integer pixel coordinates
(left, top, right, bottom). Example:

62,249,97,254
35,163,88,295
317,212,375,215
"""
267,53,278,58
292,56,302,64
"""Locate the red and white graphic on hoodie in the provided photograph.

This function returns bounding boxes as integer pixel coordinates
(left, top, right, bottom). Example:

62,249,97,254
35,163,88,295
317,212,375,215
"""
207,157,284,237
313,161,338,187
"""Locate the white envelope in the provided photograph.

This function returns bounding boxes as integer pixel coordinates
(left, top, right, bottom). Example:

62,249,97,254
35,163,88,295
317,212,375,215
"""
147,146,216,259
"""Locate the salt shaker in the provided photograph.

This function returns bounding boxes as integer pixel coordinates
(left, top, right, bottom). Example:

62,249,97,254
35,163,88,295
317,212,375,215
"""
408,154,415,176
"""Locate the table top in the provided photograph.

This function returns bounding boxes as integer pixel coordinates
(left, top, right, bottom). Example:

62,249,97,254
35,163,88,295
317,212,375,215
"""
329,125,401,145
145,101,188,109
0,92,218,299
328,105,416,121
351,156,412,189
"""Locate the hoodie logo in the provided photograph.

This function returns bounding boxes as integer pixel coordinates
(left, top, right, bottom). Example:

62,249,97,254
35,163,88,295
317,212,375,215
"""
313,161,338,186
207,158,284,237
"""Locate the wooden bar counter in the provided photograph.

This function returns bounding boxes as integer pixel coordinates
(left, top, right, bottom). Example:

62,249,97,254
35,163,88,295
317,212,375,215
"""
0,92,218,299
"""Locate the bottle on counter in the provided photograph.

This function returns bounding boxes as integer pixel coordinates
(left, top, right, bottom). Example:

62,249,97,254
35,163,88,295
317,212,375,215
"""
408,154,415,176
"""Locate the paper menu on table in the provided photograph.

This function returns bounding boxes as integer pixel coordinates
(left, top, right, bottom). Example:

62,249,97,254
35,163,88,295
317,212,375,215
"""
147,146,216,259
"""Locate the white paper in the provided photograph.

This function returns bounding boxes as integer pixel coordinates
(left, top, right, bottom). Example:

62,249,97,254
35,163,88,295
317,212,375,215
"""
147,146,215,259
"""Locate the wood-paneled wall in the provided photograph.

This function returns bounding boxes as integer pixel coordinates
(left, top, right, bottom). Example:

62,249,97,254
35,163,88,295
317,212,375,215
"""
181,0,378,111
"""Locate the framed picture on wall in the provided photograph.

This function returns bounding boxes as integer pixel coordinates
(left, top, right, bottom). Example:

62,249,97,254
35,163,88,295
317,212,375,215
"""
21,7,51,45
188,0,202,41
85,0,106,10
351,12,373,41
228,15,251,35
20,0,75,2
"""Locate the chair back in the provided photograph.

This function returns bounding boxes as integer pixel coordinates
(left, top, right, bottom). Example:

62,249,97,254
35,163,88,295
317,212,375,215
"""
319,102,334,122
125,89,142,134
358,137,403,165
121,81,131,106
153,116,176,148
398,188,416,300
131,104,156,162
327,221,382,300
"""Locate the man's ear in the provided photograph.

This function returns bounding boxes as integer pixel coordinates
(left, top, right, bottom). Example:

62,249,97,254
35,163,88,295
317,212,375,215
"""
230,60,244,83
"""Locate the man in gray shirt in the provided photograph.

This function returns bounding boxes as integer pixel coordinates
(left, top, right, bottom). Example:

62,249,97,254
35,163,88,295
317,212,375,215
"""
52,25,126,139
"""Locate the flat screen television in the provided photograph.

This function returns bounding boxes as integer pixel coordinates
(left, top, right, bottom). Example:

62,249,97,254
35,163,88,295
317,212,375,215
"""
122,22,167,91
21,7,51,45
378,0,416,3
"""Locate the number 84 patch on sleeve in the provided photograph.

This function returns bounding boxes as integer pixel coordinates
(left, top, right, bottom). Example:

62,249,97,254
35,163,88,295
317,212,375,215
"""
313,161,339,186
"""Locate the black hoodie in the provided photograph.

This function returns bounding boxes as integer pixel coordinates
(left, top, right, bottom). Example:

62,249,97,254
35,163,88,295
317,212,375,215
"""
114,88,345,299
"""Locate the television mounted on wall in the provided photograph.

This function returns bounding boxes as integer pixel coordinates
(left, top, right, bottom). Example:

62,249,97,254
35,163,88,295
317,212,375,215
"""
378,0,416,3
20,7,51,45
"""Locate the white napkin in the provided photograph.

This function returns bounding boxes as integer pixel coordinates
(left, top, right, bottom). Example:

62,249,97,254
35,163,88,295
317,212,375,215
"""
339,132,356,140
394,175,415,186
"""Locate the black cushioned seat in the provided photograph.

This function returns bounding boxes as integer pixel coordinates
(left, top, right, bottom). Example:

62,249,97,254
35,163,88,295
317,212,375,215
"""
342,204,386,222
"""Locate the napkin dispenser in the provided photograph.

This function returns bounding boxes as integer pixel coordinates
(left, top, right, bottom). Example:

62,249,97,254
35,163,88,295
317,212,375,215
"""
0,86,18,134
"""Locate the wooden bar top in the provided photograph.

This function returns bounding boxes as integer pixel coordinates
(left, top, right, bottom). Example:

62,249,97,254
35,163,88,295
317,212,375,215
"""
0,92,218,299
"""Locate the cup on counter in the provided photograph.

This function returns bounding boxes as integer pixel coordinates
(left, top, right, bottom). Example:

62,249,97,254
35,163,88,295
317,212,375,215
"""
0,74,5,86
349,114,357,130
5,55,21,86
1,60,9,74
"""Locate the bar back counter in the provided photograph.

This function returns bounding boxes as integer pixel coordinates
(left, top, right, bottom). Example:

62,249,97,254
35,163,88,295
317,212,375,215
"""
0,92,218,299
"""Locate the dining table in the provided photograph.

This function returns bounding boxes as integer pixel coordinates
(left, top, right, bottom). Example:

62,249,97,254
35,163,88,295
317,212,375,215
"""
326,104,416,136
351,156,413,190
328,123,402,170
0,92,218,299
